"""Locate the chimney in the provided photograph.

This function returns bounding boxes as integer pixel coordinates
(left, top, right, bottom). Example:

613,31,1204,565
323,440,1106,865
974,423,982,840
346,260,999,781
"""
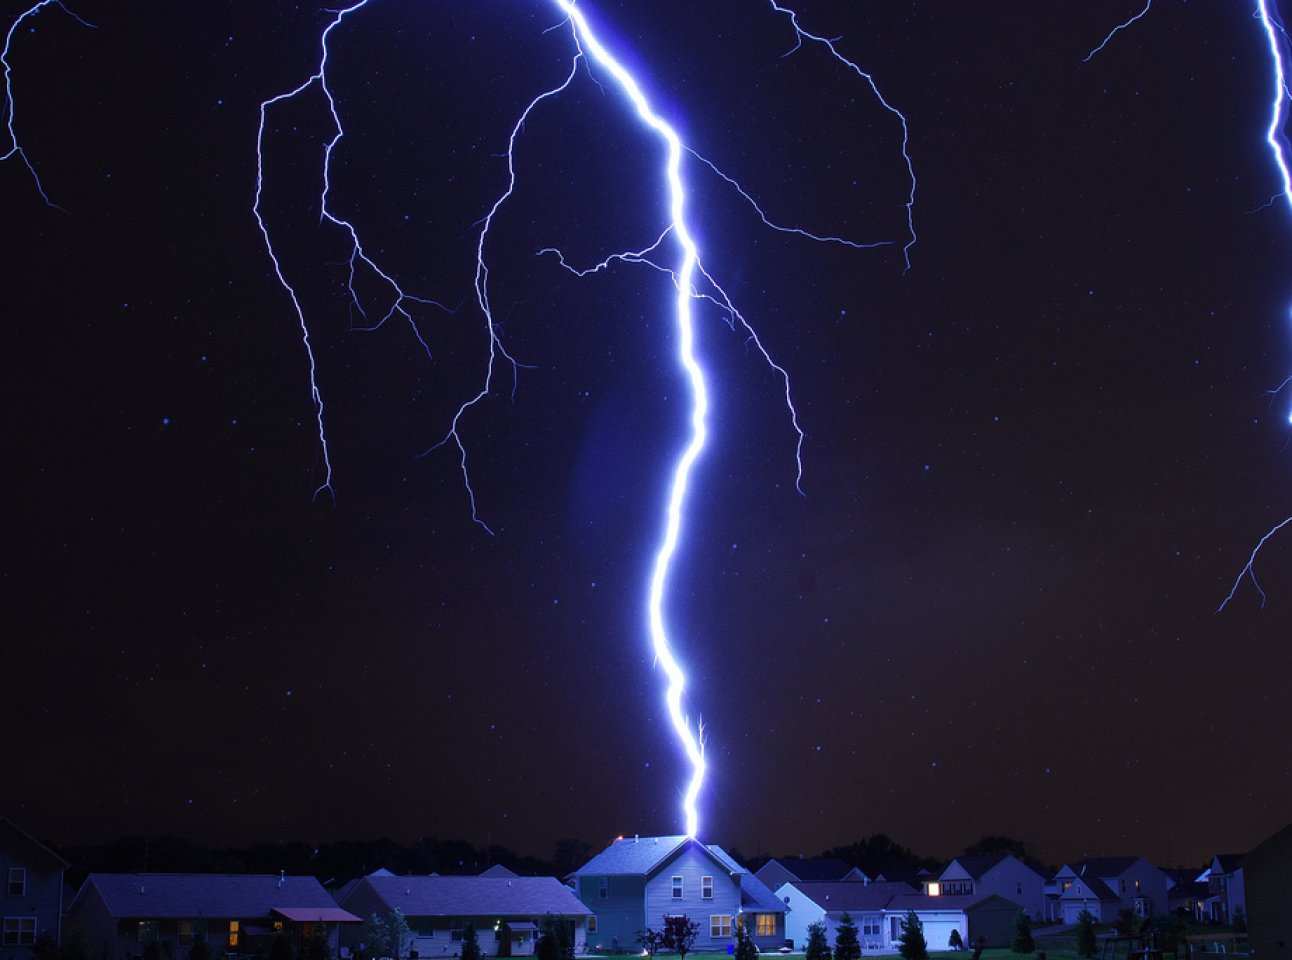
278,871,285,889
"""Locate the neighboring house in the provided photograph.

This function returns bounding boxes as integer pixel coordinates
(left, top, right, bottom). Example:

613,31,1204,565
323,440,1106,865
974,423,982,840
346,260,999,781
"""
572,836,785,954
335,873,592,957
933,855,1045,920
775,881,914,950
1161,869,1208,921
65,874,359,960
774,882,1018,952
1053,858,1169,924
0,818,68,960
479,867,519,880
1203,855,1246,924
1243,822,1292,960
754,858,868,892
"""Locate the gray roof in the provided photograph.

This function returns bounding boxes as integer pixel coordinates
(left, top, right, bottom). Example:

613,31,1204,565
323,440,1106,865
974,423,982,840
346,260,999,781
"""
351,875,593,918
738,872,784,913
479,865,519,879
786,881,917,912
76,874,338,918
886,893,1020,913
946,855,1008,880
575,836,731,878
1061,876,1118,902
766,858,859,883
1071,858,1141,878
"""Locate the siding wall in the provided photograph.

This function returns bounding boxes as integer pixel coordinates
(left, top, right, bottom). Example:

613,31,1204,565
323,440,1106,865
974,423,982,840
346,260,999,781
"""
580,873,646,952
0,829,63,960
643,846,740,951
980,860,1045,920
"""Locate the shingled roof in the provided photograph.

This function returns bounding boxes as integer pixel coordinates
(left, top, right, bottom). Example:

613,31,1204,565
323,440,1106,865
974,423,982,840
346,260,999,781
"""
785,881,917,913
573,836,745,879
766,858,860,883
71,874,345,919
947,855,1008,880
353,875,592,917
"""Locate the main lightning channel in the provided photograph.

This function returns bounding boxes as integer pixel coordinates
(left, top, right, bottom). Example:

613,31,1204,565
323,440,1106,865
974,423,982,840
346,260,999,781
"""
553,0,708,839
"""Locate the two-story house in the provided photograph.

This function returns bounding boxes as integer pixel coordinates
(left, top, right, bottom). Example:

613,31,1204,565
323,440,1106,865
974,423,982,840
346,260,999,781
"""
1054,858,1169,924
0,818,68,960
572,836,784,953
334,872,593,957
1203,854,1246,924
932,855,1045,920
65,873,359,960
775,880,914,950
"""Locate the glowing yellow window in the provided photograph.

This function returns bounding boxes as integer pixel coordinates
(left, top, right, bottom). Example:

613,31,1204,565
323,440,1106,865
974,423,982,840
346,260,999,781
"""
229,921,240,948
756,915,776,937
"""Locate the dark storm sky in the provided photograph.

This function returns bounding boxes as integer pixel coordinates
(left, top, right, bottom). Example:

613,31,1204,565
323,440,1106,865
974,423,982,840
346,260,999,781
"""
5,0,1290,869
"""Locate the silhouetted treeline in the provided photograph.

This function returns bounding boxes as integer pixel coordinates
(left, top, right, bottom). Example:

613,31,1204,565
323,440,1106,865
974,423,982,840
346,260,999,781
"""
53,836,594,890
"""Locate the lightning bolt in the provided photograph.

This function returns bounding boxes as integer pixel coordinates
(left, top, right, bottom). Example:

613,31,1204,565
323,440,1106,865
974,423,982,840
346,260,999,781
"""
2,0,94,209
1087,1,1292,610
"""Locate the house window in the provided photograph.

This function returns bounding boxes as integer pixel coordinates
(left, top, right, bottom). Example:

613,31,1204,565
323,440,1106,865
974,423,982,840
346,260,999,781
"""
1135,879,1142,892
179,921,200,946
1062,881,1072,892
229,921,240,948
451,919,465,942
861,917,881,938
671,876,683,899
587,917,597,935
3,918,37,947
756,915,776,937
711,916,732,938
6,870,25,898
702,877,714,900
599,877,609,900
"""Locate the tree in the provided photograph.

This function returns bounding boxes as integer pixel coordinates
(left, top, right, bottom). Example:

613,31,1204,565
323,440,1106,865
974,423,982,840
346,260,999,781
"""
1075,910,1098,959
538,915,573,960
661,916,699,960
805,921,831,960
834,913,861,960
897,910,928,960
1012,912,1035,954
460,923,481,960
948,930,965,951
304,925,332,960
1115,909,1136,937
636,928,664,958
389,909,410,959
734,920,758,960
1232,907,1247,933
364,913,392,959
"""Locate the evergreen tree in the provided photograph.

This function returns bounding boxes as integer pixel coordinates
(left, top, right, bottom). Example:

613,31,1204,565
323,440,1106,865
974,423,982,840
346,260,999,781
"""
304,925,332,960
805,921,831,960
389,910,410,959
537,915,573,960
1075,910,1098,959
364,913,392,960
460,922,481,960
897,910,928,960
1012,912,1035,954
834,913,861,960
948,930,964,951
734,921,758,960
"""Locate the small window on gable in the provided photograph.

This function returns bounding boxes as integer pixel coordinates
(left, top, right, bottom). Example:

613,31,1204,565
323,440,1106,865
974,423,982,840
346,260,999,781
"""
702,876,713,900
671,876,683,899
6,869,25,898
599,877,609,899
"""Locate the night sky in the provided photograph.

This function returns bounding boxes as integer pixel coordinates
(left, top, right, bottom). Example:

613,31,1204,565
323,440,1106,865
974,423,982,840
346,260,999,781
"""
5,0,1291,871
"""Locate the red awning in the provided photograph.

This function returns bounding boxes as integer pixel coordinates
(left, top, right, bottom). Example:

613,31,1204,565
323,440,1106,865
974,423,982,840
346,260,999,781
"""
271,907,363,923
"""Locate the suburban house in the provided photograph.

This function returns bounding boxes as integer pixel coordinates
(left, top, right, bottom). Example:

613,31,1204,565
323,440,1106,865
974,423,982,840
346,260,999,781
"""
775,881,914,950
754,858,868,891
1243,821,1292,960
774,881,1019,952
64,873,359,960
1052,858,1169,924
572,836,785,954
334,872,592,957
1202,854,1246,924
1162,869,1209,921
0,818,68,960
932,855,1045,920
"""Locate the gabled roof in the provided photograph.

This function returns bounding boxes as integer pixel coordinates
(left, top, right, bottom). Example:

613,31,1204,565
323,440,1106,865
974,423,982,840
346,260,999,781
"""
944,855,1008,881
738,872,783,913
1211,855,1244,875
72,874,339,919
1060,876,1118,902
574,836,742,879
886,893,1021,913
0,818,69,869
1070,858,1141,879
764,858,862,883
783,881,916,913
348,875,593,918
479,865,519,879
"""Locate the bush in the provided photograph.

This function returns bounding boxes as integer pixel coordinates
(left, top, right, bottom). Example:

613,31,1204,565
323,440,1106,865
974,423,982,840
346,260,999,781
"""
1013,912,1035,954
1075,911,1098,959
948,930,964,951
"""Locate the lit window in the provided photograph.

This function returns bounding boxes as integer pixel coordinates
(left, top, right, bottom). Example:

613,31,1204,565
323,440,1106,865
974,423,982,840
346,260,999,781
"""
1062,881,1072,892
179,922,197,946
599,877,608,900
4,919,37,946
672,876,683,900
927,882,941,897
588,917,598,935
6,870,25,898
702,877,714,900
229,921,240,948
1135,880,1142,892
711,916,731,938
756,915,776,937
